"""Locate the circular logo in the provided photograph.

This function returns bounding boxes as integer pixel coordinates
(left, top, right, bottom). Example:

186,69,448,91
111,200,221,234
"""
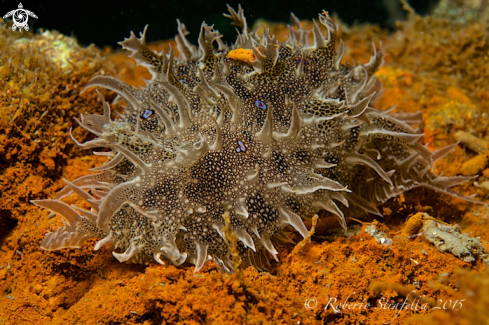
13,9,28,26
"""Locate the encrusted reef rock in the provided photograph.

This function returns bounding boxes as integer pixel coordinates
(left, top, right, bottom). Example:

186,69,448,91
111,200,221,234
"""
423,218,489,265
32,6,483,272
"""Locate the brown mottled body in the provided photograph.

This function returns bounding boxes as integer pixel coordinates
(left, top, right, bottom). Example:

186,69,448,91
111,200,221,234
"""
32,6,481,272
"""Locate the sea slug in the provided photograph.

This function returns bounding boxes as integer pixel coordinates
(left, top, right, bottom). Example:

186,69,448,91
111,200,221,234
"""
32,5,481,273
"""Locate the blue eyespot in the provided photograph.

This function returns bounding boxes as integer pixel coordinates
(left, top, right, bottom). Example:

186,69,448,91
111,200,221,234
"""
142,110,153,119
236,139,247,153
255,100,267,110
179,78,187,84
295,58,309,65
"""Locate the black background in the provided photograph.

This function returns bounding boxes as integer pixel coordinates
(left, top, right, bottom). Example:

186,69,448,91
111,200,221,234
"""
1,0,437,49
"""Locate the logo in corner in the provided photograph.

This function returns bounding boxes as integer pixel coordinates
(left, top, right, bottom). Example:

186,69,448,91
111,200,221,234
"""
3,3,38,32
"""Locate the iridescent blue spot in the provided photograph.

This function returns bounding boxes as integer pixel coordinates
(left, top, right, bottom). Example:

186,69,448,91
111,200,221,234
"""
255,100,267,110
295,58,309,65
179,78,187,84
236,140,247,153
142,110,153,119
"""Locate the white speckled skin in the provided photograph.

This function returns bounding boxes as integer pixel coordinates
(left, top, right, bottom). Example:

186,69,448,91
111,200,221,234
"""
31,6,479,273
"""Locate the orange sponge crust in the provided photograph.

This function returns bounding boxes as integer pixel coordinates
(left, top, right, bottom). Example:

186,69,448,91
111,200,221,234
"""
227,48,256,63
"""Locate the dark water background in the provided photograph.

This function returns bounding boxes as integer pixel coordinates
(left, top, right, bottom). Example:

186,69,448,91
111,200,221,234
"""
2,0,436,48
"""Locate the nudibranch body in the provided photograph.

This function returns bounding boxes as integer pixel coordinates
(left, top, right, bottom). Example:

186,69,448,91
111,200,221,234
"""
32,6,480,272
